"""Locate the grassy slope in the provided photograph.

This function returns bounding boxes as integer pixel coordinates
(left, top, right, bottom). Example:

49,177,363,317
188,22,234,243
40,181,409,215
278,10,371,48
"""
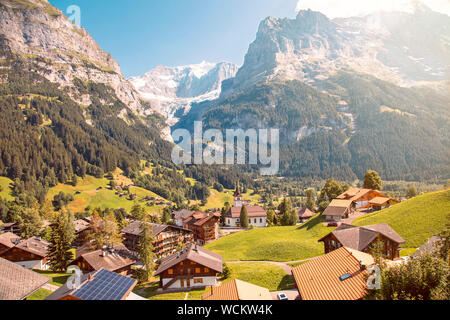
205,214,333,262
34,270,70,287
353,189,450,249
0,177,14,201
46,175,166,214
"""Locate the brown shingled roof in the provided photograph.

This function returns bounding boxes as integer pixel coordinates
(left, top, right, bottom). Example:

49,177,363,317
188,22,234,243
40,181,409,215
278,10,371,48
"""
72,243,137,272
74,219,91,234
0,232,21,250
0,257,49,300
297,208,316,219
292,247,375,300
154,244,222,276
14,237,49,258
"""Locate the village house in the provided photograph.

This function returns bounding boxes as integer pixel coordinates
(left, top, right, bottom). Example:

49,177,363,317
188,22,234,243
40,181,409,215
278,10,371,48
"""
70,243,137,275
225,186,267,228
292,246,375,300
73,219,91,247
0,257,50,300
121,221,193,258
322,199,355,221
154,244,222,291
0,232,21,255
172,209,195,227
0,236,50,270
368,197,398,211
336,188,389,209
202,279,272,300
297,208,316,223
183,212,220,245
45,268,139,300
0,222,20,235
319,223,405,260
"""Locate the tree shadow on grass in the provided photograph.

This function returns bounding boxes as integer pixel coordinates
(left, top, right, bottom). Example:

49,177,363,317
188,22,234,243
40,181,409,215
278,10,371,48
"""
278,274,295,291
297,214,323,231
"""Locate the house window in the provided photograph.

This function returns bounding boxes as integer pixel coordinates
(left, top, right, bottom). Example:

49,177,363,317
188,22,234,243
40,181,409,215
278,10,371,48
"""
180,262,183,266
237,218,240,222
204,268,209,273
168,269,173,275
260,219,262,223
194,278,203,284
195,268,201,274
254,219,257,224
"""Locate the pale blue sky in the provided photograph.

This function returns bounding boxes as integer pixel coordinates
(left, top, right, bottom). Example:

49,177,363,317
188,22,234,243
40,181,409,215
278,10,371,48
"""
49,0,298,77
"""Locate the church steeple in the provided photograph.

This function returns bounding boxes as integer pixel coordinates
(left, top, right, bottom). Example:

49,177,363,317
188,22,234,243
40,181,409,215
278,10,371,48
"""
234,182,243,207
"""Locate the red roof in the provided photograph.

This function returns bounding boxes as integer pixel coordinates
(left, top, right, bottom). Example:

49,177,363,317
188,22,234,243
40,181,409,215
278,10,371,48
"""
227,206,267,218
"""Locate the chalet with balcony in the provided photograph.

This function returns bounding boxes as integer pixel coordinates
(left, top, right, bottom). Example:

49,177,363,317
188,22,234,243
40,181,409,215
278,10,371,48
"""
121,221,193,259
0,222,20,235
318,223,405,260
0,236,50,270
155,244,222,291
182,212,220,245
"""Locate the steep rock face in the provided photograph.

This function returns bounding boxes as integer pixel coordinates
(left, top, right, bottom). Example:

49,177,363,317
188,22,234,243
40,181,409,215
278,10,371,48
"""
0,0,147,113
224,7,450,96
131,61,238,125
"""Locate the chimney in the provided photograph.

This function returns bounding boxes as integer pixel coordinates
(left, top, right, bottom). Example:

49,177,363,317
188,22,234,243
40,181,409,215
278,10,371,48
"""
359,262,366,271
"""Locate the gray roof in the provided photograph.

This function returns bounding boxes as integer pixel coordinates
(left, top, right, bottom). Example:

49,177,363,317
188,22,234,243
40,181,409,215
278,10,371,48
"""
411,236,443,258
173,209,194,220
14,237,50,258
319,223,405,251
154,244,223,276
0,257,49,300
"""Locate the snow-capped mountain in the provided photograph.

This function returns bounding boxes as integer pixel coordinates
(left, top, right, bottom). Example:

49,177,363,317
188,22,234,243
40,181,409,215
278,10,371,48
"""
223,6,450,96
130,61,238,125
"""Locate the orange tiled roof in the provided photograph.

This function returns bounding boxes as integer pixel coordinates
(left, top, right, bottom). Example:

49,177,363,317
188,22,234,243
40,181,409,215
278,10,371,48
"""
292,247,375,300
337,188,386,202
202,279,272,300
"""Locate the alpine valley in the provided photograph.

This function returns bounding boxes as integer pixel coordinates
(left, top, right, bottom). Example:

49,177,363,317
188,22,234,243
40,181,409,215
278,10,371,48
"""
0,0,449,192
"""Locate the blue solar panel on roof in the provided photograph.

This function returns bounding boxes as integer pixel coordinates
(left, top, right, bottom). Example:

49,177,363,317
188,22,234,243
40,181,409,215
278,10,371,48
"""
72,269,136,300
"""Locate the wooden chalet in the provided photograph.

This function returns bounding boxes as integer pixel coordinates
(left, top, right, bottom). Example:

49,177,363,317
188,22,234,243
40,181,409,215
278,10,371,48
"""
0,222,20,235
202,279,272,300
0,232,21,255
292,246,375,300
336,188,389,209
121,221,193,258
322,199,355,221
368,197,398,211
70,243,137,275
172,209,194,227
73,219,91,247
183,212,220,245
297,208,316,223
319,223,405,260
0,257,50,300
155,244,222,291
0,236,50,270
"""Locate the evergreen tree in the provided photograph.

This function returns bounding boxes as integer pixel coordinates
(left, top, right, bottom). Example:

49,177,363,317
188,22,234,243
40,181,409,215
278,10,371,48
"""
47,210,75,271
161,208,172,224
19,207,43,238
131,203,146,221
266,209,276,226
240,206,249,228
305,189,316,211
363,170,383,190
137,217,154,283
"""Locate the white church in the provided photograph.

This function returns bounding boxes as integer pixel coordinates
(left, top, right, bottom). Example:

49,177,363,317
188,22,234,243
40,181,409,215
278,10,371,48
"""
224,185,267,228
